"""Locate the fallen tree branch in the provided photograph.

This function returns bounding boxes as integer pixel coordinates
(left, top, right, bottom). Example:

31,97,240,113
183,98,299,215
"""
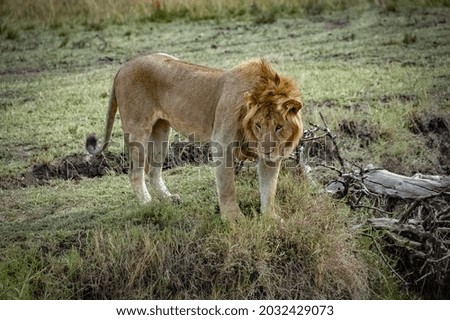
361,165,450,199
299,115,450,298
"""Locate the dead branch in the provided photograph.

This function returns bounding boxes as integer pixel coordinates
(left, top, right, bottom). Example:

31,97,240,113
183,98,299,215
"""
299,115,450,298
361,165,450,199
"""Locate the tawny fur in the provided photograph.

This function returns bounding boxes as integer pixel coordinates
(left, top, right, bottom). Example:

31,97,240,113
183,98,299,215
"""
86,53,303,220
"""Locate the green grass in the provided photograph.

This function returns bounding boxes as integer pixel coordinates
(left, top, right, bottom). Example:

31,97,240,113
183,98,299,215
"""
1,167,369,299
1,3,450,299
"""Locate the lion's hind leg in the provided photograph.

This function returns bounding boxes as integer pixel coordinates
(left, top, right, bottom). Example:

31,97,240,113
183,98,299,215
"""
125,130,152,204
148,119,180,203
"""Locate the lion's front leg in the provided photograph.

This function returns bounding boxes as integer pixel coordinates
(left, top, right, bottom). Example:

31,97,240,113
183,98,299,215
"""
214,162,243,221
258,159,282,216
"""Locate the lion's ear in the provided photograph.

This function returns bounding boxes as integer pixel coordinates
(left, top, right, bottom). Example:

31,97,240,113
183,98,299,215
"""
283,99,302,114
274,73,280,85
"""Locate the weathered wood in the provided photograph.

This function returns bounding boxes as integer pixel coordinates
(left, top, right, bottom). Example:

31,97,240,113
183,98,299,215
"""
300,117,450,298
362,164,450,199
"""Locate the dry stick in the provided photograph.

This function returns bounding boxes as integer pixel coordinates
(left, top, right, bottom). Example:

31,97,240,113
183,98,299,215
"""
319,112,345,169
353,204,390,214
399,198,422,224
415,271,433,284
304,114,347,176
437,205,450,220
301,133,329,141
362,232,409,285
400,192,450,223
319,163,343,175
295,121,330,167
429,252,450,264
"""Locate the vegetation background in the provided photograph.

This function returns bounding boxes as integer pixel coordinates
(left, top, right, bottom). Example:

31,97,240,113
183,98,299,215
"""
1,0,449,299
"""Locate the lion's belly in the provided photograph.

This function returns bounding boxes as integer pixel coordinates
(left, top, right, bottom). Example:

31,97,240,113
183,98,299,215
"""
162,111,214,142
156,85,218,142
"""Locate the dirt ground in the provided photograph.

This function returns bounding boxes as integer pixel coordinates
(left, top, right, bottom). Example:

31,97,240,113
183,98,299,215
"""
0,142,213,189
409,112,450,174
3,110,448,191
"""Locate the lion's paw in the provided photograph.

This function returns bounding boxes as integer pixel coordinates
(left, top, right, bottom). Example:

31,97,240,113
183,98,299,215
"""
170,194,181,205
221,209,244,223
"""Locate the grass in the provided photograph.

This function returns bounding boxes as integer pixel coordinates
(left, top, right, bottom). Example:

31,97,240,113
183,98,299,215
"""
1,2,450,299
0,0,368,29
0,168,369,299
2,0,448,30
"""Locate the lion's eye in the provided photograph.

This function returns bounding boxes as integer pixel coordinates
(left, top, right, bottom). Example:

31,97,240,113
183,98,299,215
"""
255,123,261,130
275,125,283,132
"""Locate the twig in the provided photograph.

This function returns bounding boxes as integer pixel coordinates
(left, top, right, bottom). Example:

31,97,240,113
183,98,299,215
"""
437,206,450,220
415,271,432,284
428,252,450,264
362,232,409,285
301,134,330,141
319,112,345,169
352,204,390,214
318,163,343,175
399,198,421,224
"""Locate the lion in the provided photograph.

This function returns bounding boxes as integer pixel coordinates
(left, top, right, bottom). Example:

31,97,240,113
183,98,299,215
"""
86,53,303,220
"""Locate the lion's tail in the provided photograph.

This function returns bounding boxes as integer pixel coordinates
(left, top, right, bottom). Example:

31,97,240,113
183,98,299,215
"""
86,84,118,155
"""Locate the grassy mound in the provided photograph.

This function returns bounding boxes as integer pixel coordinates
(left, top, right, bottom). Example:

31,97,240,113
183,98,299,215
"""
0,168,368,299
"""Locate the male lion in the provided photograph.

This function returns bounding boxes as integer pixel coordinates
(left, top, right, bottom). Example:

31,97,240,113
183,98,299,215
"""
86,53,303,220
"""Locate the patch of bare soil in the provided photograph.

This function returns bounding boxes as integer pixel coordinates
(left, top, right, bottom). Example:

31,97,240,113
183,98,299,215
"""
409,112,450,175
164,142,211,170
18,152,128,188
339,119,380,148
378,93,418,104
306,99,341,109
0,66,46,76
1,142,212,189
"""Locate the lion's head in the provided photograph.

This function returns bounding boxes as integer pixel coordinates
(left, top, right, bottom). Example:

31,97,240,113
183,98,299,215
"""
239,60,303,162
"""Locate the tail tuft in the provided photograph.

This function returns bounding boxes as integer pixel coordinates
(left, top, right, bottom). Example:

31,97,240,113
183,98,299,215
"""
86,134,99,154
